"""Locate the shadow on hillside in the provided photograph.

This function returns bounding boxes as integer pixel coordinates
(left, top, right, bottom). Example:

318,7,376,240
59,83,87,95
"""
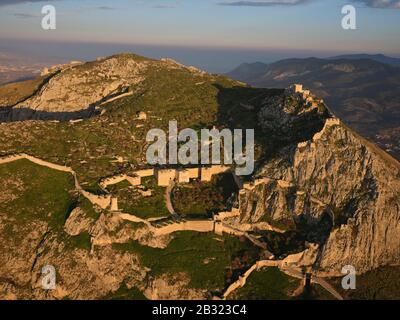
213,84,334,244
0,73,129,123
213,84,328,168
0,105,99,123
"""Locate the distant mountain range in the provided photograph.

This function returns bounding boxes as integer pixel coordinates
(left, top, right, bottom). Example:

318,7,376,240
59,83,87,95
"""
227,54,400,160
329,54,400,67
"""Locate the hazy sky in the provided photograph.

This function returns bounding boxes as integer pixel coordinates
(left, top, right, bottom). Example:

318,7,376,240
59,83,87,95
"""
0,0,399,71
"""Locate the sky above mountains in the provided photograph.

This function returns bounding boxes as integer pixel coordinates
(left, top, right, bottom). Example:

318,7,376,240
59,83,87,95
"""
0,0,399,72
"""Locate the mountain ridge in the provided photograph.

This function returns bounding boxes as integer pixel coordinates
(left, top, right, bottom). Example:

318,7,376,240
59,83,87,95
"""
328,53,400,67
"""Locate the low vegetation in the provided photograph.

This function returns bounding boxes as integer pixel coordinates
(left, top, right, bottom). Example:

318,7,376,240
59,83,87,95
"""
102,283,147,300
114,231,260,294
0,75,48,106
0,159,93,252
257,230,306,257
172,172,238,217
332,266,400,300
231,267,300,300
0,159,76,233
113,176,169,219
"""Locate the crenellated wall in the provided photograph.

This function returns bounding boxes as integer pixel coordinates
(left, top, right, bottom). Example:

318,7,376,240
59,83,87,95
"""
222,260,281,299
157,169,177,187
214,208,240,221
200,165,230,182
100,174,141,190
178,168,199,183
153,220,215,236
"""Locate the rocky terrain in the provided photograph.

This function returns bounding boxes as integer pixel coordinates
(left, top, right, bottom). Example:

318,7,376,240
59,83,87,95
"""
0,53,399,300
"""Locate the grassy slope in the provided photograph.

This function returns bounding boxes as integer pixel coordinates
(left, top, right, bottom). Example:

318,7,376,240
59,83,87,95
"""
0,159,75,231
0,159,95,251
329,266,400,300
114,231,260,293
0,160,260,297
110,176,169,219
230,267,300,300
172,173,238,217
0,54,308,191
0,76,48,107
102,283,148,300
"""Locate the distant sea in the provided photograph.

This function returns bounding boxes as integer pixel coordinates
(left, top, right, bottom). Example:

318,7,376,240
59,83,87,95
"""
0,38,354,74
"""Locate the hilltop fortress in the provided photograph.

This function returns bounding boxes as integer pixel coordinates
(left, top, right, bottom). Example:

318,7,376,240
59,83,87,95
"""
0,84,336,216
286,83,324,108
100,164,230,190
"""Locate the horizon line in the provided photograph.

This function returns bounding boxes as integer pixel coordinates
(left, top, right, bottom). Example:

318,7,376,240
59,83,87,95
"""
2,37,400,58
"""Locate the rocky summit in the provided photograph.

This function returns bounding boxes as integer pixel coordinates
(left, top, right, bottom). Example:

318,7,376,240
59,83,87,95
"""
0,53,399,300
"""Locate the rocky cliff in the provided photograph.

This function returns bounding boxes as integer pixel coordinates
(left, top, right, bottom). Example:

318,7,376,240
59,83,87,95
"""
14,56,146,113
239,91,400,276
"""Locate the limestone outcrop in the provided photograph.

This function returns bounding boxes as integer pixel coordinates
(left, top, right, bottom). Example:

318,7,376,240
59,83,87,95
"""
14,55,147,114
239,92,400,275
144,273,207,300
64,208,95,236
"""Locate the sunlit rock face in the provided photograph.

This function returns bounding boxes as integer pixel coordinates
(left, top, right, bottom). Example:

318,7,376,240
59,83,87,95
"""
239,95,400,275
15,57,147,113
